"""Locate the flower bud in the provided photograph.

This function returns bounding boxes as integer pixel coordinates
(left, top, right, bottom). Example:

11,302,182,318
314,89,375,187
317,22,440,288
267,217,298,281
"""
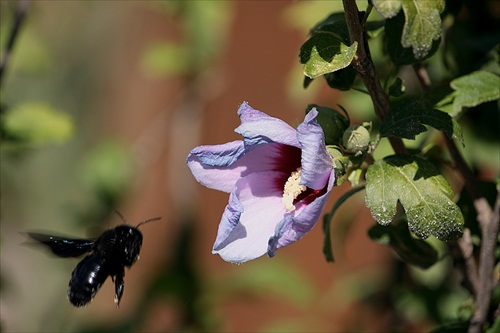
326,145,346,172
342,124,370,154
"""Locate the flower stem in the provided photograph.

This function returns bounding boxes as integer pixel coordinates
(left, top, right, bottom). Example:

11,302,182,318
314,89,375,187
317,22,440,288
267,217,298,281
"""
0,0,30,87
341,0,407,156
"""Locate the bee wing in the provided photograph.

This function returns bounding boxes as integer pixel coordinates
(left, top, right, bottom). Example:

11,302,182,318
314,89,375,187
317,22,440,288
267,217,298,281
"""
27,233,94,258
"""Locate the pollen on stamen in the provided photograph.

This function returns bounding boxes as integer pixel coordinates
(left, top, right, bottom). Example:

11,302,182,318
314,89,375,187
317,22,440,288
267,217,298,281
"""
282,167,306,212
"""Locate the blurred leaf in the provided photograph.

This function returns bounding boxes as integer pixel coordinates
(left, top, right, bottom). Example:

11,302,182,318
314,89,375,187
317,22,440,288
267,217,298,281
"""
150,1,233,72
365,19,386,38
480,48,500,76
430,321,470,333
388,77,405,97
299,32,357,79
10,29,52,75
486,307,500,333
141,42,189,77
80,141,133,203
380,99,454,140
1,102,73,147
214,260,316,308
450,71,500,116
368,222,439,268
365,155,464,240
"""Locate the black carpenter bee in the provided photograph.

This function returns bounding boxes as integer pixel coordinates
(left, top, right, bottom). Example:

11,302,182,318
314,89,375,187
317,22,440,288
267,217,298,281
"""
27,211,160,308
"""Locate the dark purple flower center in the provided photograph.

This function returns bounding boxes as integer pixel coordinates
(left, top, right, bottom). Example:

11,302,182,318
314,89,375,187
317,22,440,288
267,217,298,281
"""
272,143,327,210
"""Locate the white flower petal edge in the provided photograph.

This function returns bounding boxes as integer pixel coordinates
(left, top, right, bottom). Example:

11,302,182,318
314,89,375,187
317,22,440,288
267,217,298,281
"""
213,171,288,263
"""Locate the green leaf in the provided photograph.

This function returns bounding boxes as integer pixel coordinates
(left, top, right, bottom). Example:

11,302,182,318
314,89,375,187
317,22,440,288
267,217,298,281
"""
372,0,402,18
380,99,453,139
401,0,445,59
1,102,73,147
365,20,386,38
365,155,464,240
310,12,350,44
368,222,439,269
450,71,500,116
305,104,350,146
299,32,358,79
324,65,357,91
385,9,441,65
323,186,365,262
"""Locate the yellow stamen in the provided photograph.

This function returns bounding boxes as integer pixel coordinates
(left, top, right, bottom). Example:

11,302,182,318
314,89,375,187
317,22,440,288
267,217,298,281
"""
282,167,306,212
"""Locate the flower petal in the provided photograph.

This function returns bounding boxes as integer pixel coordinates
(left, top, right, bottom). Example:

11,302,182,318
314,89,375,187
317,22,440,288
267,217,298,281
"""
297,108,333,190
188,142,301,193
267,169,336,257
213,171,288,263
187,141,246,192
236,102,300,149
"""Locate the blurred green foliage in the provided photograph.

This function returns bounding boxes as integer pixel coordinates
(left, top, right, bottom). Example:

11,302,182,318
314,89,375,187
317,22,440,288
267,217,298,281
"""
1,0,498,332
1,101,73,148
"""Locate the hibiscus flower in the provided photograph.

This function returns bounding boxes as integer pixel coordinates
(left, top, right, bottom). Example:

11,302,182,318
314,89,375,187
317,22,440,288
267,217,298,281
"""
187,102,335,263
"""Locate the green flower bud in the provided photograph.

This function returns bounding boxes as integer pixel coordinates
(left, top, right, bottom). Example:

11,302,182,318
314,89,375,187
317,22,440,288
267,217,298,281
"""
306,104,349,146
326,145,346,172
342,124,370,154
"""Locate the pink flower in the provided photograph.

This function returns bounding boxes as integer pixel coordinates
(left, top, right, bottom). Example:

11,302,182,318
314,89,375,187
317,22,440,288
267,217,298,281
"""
187,102,335,263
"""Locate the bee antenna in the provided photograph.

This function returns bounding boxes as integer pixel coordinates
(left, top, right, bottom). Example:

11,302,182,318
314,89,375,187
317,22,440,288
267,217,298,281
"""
136,217,162,228
115,209,128,224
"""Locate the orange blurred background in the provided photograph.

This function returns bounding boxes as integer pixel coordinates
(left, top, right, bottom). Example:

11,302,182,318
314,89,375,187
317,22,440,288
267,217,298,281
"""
1,2,399,332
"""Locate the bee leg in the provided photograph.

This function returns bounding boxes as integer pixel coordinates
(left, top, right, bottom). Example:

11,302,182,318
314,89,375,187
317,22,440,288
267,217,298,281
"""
114,267,125,308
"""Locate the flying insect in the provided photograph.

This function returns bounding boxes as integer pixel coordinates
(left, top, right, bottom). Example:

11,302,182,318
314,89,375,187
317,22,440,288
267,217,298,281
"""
27,211,160,307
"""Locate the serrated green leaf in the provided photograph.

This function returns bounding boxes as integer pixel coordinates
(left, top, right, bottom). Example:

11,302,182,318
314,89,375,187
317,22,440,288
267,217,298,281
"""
1,102,73,147
299,32,358,79
380,99,453,139
401,0,445,59
385,9,440,65
372,0,402,18
365,155,464,241
450,71,500,116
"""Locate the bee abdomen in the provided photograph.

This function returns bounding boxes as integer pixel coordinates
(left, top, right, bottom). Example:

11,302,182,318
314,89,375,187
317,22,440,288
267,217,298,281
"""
68,254,110,307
